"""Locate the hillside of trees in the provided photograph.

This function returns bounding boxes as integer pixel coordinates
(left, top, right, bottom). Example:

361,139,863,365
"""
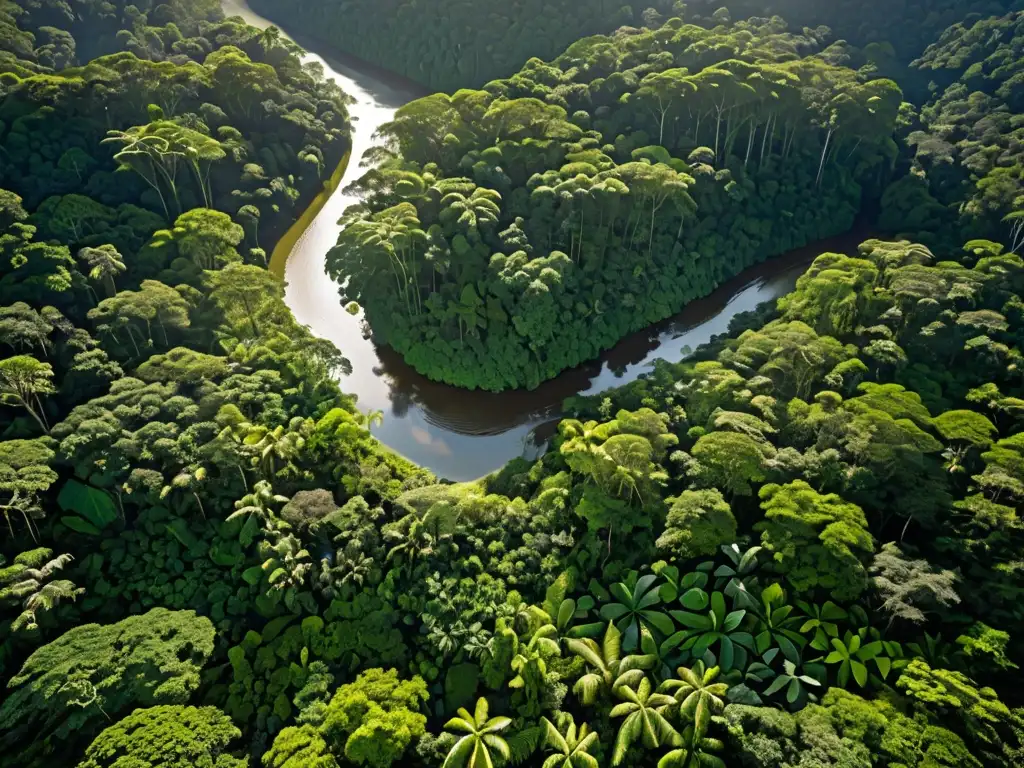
248,0,1024,92
697,0,1022,63
881,10,1024,254
326,14,902,390
3,1,1024,768
247,0,638,92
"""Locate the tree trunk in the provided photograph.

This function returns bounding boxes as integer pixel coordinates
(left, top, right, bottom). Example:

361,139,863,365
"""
24,400,49,434
714,107,722,163
1011,218,1024,254
816,128,833,187
629,199,644,251
156,314,169,347
844,136,863,163
193,492,207,520
578,203,586,262
190,161,210,208
759,114,771,168
648,198,659,260
125,326,142,357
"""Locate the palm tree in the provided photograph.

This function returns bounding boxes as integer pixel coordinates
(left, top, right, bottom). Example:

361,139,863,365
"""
658,662,728,737
227,480,288,546
257,25,282,54
213,416,253,492
442,697,513,768
385,516,436,578
245,418,310,478
258,531,314,613
509,624,562,716
78,245,126,297
609,676,679,766
354,203,427,315
540,715,599,768
162,465,208,519
511,625,560,679
565,621,655,705
4,552,84,632
657,725,726,768
438,188,502,233
358,408,384,432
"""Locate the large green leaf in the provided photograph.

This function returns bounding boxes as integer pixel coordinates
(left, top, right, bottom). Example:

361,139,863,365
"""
719,635,735,669
763,676,789,697
786,678,801,704
557,599,575,628
60,515,100,535
837,660,850,687
722,610,745,632
640,610,675,636
601,603,630,620
444,663,480,714
636,588,662,610
851,660,868,687
609,582,633,606
680,587,709,611
820,601,848,621
858,640,883,660
634,574,659,600
875,656,892,679
670,611,714,630
710,592,727,624
57,478,117,529
761,582,785,607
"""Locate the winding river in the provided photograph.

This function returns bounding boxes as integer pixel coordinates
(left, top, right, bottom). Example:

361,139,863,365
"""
223,0,870,480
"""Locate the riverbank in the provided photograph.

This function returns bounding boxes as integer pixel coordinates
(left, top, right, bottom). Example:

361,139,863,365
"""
269,150,351,279
221,0,881,481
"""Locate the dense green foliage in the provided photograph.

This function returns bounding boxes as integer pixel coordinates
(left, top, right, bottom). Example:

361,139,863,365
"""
5,1,1024,768
0,1,350,254
0,608,215,762
882,9,1024,254
327,14,901,390
249,0,641,92
78,705,248,768
246,0,1023,93
700,0,1022,64
0,0,223,67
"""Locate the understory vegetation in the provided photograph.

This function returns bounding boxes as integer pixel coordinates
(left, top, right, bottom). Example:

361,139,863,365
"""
2,1,1024,768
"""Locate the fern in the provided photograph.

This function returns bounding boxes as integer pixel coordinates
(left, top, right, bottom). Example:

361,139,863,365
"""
506,725,542,765
3,550,83,633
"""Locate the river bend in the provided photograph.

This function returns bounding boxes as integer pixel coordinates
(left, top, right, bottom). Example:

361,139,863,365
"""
222,0,867,480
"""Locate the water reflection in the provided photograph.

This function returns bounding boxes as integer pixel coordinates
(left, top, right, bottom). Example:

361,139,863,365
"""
223,0,869,480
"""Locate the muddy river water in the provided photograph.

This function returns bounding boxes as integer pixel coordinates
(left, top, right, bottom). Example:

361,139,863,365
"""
222,0,869,479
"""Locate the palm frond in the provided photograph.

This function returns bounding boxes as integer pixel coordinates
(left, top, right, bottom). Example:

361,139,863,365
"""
505,725,540,765
483,734,511,763
442,735,474,768
573,673,603,705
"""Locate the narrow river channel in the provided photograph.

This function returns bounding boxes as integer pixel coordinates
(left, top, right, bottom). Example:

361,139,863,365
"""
223,0,871,480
